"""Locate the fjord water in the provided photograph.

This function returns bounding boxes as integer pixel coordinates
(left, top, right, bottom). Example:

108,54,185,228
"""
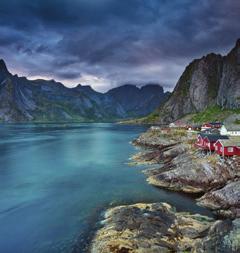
0,123,212,253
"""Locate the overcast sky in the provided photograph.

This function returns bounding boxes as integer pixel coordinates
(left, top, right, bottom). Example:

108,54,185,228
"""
0,0,239,92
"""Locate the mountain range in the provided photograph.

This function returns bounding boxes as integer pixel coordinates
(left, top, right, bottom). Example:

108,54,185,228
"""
1,38,239,124
155,38,240,123
0,60,169,122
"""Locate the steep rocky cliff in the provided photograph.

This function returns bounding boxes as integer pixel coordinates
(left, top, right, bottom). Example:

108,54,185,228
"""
217,39,240,108
158,39,240,123
0,61,169,122
107,84,170,117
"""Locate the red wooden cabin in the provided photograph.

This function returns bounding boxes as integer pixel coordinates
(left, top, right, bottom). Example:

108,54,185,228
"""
195,133,206,148
201,122,223,131
203,135,229,151
214,139,240,156
195,133,228,151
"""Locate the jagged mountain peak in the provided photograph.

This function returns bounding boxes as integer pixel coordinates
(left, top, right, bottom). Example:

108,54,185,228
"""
156,39,240,124
74,84,101,96
111,84,138,90
0,60,170,122
140,84,164,93
75,84,95,91
235,38,240,47
109,83,164,93
0,59,9,73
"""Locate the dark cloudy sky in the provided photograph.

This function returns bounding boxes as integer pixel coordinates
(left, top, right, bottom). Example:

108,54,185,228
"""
0,0,239,92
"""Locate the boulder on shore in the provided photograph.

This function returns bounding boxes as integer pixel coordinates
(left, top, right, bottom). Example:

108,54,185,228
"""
90,202,240,253
147,152,240,194
198,181,240,218
90,202,214,253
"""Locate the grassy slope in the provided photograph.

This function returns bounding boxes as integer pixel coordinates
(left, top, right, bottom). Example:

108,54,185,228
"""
190,106,240,123
119,110,160,125
121,105,240,125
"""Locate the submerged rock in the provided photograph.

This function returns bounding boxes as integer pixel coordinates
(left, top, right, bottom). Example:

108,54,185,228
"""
90,202,214,253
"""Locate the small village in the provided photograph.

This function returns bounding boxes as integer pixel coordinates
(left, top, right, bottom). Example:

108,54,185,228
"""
151,121,240,158
169,121,240,158
195,122,240,157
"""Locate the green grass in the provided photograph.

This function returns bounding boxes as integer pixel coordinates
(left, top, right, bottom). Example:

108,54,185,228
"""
119,110,161,125
142,111,159,123
191,105,240,123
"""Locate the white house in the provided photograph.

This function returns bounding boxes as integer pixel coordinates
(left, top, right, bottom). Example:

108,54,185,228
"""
169,123,176,128
150,126,161,131
220,125,240,136
169,120,186,128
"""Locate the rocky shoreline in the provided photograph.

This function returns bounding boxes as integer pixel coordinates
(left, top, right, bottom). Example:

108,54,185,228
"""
132,128,240,219
91,202,215,253
89,127,240,252
90,202,240,253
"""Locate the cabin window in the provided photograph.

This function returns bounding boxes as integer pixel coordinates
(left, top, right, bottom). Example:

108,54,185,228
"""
220,147,223,152
228,147,234,152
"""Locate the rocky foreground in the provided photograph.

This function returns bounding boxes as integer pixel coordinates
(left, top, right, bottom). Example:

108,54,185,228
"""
89,127,240,252
91,202,240,253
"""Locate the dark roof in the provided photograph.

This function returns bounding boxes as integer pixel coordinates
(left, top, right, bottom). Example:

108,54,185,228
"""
202,129,220,134
198,133,209,139
209,122,222,125
204,134,229,142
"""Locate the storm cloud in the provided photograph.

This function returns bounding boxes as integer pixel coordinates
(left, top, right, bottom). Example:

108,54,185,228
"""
0,0,239,91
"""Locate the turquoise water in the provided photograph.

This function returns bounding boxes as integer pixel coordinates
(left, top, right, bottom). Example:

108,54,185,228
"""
0,123,212,253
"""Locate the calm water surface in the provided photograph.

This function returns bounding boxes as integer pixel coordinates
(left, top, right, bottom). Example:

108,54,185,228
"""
0,123,212,253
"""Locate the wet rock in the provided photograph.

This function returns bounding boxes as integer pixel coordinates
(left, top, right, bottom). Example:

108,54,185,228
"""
147,153,240,194
194,218,240,253
198,181,240,218
130,143,187,166
132,128,178,148
90,202,214,253
90,203,240,253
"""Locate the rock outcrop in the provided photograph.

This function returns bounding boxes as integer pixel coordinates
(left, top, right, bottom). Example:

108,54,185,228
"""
133,128,240,218
158,39,240,123
90,202,240,253
90,202,214,253
147,152,240,194
194,218,240,253
198,181,240,218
